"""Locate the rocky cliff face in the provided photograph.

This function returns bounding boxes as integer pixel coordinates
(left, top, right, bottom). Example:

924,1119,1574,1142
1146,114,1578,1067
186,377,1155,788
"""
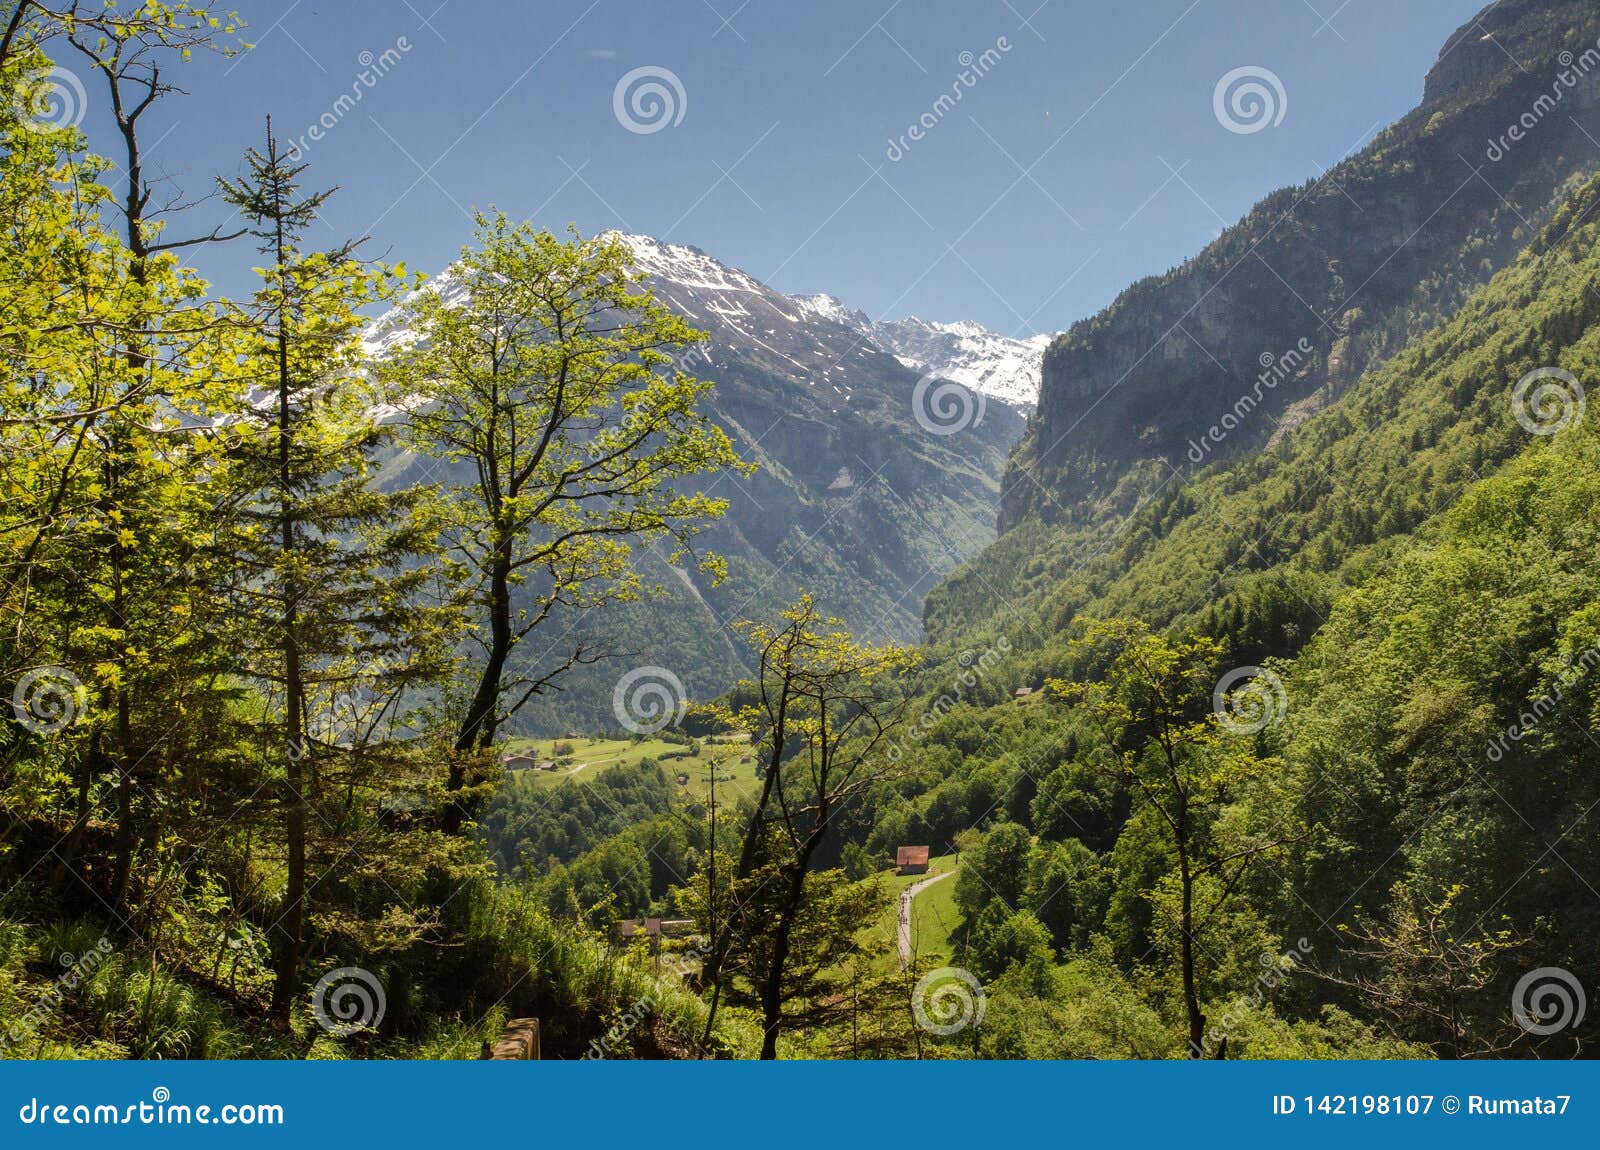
1002,0,1600,532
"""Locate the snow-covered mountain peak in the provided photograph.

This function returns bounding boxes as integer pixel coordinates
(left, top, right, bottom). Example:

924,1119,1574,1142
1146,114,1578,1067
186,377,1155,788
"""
367,231,1053,409
871,316,1052,408
788,293,870,331
602,231,768,298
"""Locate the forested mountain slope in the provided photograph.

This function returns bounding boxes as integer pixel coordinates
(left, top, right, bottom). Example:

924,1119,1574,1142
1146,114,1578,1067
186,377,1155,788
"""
847,170,1600,1059
939,0,1600,636
929,170,1600,666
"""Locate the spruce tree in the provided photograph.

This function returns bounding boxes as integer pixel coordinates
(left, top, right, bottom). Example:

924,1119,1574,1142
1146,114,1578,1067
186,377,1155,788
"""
218,120,452,1022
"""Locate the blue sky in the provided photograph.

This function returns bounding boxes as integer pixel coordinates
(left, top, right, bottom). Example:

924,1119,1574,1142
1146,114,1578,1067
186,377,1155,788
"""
69,0,1490,336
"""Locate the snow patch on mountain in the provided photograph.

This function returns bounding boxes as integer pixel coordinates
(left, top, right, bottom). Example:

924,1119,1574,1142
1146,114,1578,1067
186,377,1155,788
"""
380,232,1052,410
785,298,1051,409
788,292,870,331
870,317,1052,409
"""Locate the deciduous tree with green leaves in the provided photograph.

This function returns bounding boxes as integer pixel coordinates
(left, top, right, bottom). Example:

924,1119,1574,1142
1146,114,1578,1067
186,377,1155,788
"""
695,595,918,1058
1050,618,1298,1058
377,213,746,831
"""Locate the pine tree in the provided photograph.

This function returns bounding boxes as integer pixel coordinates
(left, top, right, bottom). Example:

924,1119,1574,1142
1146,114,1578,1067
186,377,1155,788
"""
218,119,452,1022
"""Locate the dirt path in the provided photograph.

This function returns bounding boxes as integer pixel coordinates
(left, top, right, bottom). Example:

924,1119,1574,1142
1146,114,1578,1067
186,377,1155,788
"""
897,868,956,968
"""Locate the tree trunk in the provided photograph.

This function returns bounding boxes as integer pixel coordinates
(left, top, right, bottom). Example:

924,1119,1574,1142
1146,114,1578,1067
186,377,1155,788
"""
107,86,150,920
698,696,788,1042
272,597,306,1022
1178,840,1205,1058
269,231,306,1024
445,547,512,834
758,860,809,1061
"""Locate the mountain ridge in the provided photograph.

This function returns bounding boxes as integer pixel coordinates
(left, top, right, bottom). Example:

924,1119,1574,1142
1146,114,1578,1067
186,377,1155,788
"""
367,231,1029,734
999,0,1600,536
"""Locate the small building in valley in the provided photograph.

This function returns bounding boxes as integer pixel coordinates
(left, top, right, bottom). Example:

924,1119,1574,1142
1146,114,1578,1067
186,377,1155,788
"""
615,918,662,942
615,917,696,945
896,845,931,876
501,752,539,771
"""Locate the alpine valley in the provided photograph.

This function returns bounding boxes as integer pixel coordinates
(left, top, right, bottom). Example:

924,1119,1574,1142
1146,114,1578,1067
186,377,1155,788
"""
365,234,1049,734
7,0,1600,1068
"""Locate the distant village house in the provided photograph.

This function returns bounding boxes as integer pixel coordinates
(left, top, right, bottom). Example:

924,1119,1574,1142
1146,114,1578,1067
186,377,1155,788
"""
500,751,557,772
614,917,696,944
896,845,930,876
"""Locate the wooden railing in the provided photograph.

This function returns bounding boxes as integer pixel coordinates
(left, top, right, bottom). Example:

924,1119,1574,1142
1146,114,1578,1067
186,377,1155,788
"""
480,1017,540,1060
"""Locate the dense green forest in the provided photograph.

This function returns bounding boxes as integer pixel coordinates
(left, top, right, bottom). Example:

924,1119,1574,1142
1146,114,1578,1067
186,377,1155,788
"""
3,0,1599,1062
